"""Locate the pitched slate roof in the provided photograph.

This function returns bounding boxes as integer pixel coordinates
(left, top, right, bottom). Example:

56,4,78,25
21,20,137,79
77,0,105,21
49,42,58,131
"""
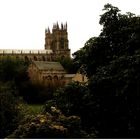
64,74,75,78
33,61,65,71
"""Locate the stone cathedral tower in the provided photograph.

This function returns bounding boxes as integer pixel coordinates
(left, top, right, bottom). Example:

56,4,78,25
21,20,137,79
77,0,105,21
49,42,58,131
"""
45,22,70,59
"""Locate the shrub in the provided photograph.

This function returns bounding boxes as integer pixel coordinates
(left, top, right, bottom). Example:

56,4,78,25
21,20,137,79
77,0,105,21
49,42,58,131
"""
53,81,89,116
8,106,90,138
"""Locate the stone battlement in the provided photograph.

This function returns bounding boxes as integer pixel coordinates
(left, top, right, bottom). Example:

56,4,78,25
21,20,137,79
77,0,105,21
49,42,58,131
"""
0,49,53,54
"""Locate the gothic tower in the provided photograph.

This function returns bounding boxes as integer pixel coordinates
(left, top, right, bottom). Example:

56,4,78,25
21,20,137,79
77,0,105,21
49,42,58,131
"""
45,22,70,59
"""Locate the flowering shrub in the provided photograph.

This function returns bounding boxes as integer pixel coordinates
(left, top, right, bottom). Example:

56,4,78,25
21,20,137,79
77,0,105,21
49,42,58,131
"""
8,106,88,138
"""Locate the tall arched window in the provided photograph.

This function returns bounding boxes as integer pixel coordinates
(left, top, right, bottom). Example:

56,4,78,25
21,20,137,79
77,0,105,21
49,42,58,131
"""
60,38,64,49
25,56,29,61
47,75,52,81
42,56,45,61
34,56,37,61
54,75,58,81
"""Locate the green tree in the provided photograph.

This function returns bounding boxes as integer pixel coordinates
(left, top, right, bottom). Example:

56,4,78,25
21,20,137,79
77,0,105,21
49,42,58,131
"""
0,57,29,82
53,82,89,116
58,57,78,74
73,3,140,138
73,3,140,78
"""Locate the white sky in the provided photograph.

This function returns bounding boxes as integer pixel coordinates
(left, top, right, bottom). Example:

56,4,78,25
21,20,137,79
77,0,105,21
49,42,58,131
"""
0,0,140,54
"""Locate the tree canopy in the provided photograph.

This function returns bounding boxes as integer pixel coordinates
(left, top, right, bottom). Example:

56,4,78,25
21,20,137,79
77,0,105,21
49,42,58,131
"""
73,3,140,78
72,3,140,138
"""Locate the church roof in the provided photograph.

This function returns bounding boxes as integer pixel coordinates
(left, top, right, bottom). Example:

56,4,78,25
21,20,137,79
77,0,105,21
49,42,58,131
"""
33,61,65,71
64,74,75,78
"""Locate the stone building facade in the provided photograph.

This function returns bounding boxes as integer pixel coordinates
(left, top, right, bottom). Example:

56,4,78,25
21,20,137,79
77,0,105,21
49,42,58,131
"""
28,61,88,86
28,61,66,86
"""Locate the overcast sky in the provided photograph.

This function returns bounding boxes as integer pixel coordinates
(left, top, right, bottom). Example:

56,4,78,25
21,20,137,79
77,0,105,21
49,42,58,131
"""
0,0,140,54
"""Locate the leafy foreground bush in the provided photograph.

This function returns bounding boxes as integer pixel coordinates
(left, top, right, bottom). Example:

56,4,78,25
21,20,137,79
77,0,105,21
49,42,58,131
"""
8,106,91,138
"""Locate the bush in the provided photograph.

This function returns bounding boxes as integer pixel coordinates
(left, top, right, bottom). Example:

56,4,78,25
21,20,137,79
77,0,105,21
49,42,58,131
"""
53,81,89,116
8,106,90,138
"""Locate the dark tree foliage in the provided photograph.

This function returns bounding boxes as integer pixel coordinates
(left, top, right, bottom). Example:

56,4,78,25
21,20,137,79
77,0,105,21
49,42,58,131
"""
58,57,78,74
72,3,140,138
87,54,140,138
0,57,29,82
0,58,30,138
53,82,89,116
0,82,23,138
73,3,140,78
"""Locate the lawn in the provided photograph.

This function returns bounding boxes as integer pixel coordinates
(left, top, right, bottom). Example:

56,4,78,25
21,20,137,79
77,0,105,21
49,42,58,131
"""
26,104,44,115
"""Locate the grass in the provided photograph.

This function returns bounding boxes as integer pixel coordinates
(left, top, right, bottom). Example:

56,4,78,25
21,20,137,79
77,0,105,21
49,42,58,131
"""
26,104,44,115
